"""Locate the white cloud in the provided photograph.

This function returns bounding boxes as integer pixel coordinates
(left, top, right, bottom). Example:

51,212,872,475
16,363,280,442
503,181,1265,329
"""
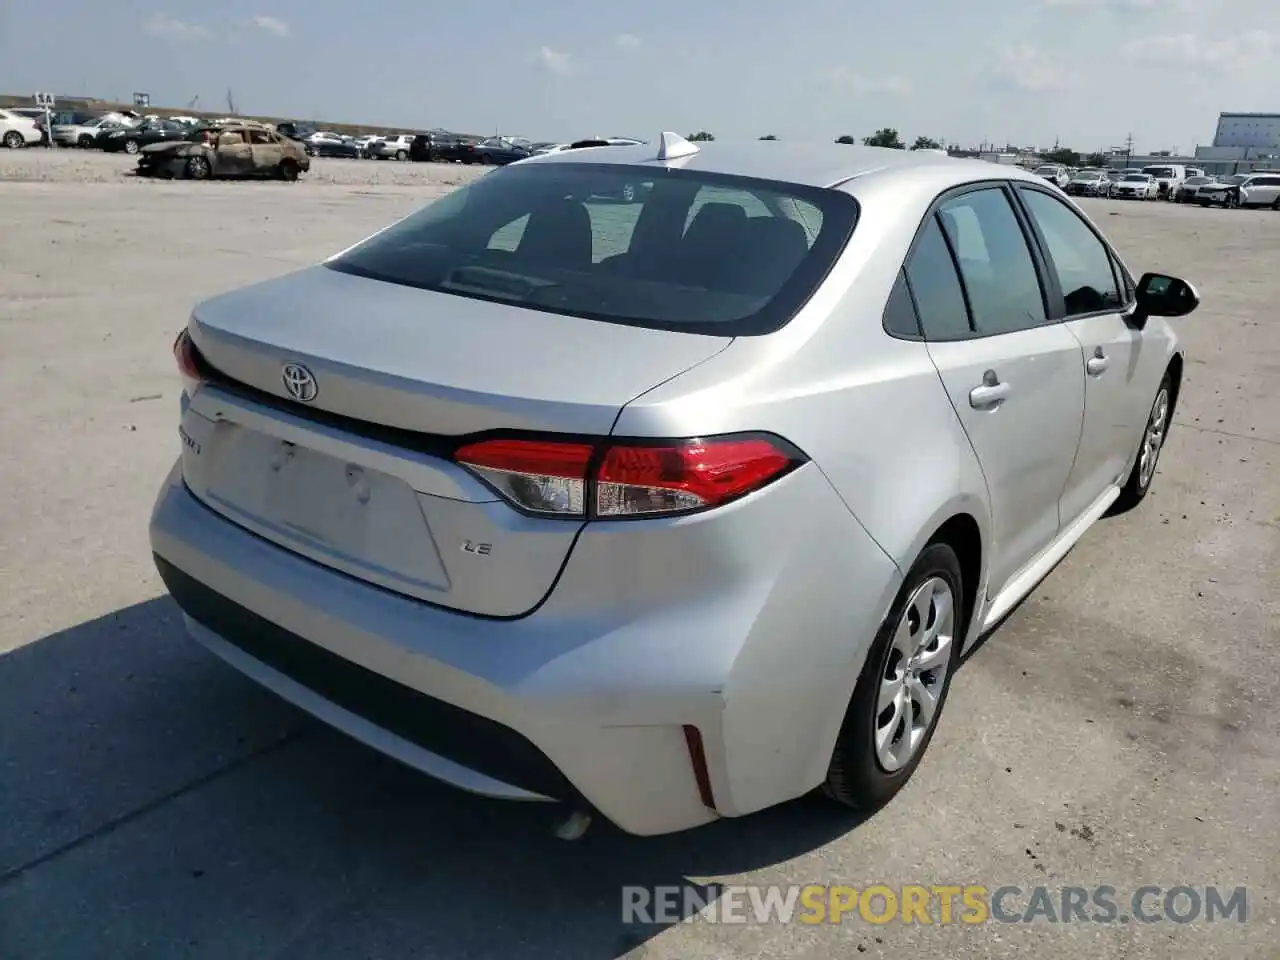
251,15,291,38
614,33,641,48
1122,30,1273,68
142,13,213,41
824,68,912,96
533,46,573,75
987,45,1069,93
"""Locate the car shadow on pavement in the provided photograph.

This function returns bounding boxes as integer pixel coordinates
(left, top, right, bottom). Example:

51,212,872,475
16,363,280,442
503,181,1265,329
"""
0,597,866,959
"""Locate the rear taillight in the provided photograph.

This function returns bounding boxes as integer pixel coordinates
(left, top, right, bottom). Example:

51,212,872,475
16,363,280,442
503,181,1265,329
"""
174,328,205,394
454,433,803,520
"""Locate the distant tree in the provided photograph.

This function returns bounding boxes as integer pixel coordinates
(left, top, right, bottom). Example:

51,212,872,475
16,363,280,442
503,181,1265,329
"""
911,135,943,151
835,134,856,145
863,128,905,149
759,134,778,140
1044,148,1080,166
1085,152,1108,167
686,131,715,142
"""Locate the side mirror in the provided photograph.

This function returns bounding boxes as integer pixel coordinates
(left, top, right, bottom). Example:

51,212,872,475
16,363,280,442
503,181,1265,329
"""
1132,272,1199,327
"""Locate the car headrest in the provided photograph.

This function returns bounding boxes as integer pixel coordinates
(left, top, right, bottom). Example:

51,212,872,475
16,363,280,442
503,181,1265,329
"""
516,197,593,269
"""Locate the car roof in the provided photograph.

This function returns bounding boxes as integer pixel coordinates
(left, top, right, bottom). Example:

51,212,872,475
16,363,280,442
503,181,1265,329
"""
520,138,1044,189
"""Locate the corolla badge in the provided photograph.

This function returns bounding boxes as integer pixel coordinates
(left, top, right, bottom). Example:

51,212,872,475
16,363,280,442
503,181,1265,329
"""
281,362,319,402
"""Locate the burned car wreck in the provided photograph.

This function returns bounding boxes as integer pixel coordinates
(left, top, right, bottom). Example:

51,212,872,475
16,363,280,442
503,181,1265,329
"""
136,122,311,181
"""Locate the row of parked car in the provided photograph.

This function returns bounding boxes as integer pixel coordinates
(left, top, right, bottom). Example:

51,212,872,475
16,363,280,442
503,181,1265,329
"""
292,128,645,166
1036,162,1280,209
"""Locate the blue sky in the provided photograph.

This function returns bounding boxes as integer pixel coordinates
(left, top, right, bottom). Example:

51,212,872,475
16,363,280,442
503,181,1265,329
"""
2,0,1275,151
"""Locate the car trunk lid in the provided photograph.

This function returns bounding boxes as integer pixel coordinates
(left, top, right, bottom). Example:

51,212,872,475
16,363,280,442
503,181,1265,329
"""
179,264,731,616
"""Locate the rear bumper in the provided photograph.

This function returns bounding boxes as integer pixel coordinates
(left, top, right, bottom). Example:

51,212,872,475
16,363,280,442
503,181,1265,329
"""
149,455,900,835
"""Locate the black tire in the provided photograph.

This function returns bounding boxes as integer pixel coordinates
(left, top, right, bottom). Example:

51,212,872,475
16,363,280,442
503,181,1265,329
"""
78,135,94,148
3,130,25,149
396,149,408,161
1272,198,1279,211
124,139,140,155
823,542,965,813
479,154,493,165
1111,371,1173,515
278,159,300,182
185,155,211,180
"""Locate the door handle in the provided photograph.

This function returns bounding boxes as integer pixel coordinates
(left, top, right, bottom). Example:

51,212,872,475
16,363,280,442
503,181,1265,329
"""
969,371,1011,409
1086,348,1109,376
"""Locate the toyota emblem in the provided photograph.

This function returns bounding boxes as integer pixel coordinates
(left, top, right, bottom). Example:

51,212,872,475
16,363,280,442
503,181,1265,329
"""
281,362,319,403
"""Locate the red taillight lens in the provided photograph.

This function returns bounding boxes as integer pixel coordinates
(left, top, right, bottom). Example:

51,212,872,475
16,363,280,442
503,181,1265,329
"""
174,328,204,392
455,438,594,517
597,438,793,516
454,434,800,520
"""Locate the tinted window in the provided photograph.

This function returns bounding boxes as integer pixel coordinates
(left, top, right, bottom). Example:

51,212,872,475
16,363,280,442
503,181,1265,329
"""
1019,189,1122,314
327,162,858,336
883,270,921,338
905,217,971,340
937,189,1046,335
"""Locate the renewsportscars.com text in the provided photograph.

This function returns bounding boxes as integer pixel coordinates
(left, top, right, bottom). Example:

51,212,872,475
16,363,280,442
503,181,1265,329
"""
622,884,1248,926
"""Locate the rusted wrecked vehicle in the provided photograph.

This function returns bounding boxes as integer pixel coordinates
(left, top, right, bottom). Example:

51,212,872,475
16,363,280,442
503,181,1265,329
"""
136,122,312,181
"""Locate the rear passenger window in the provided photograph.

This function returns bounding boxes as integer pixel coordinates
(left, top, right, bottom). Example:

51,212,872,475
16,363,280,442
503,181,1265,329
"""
883,270,921,338
683,185,771,228
1018,188,1122,315
938,188,1047,336
905,217,971,340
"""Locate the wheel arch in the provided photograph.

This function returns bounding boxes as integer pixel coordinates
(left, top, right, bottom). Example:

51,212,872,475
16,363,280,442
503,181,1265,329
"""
1166,350,1184,418
926,513,983,645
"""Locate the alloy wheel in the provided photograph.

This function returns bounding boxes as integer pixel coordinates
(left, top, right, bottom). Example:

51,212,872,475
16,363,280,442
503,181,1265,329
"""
875,576,956,773
1137,387,1169,491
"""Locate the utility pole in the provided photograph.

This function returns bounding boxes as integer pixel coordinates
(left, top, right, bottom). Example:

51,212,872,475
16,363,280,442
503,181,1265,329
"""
1125,132,1134,166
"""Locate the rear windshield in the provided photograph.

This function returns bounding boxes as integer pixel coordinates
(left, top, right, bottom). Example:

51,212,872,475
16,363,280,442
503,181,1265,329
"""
1144,167,1174,177
326,161,859,336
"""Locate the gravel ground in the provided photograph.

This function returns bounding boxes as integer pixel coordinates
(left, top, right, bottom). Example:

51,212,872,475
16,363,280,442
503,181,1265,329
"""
0,164,1277,960
0,144,487,188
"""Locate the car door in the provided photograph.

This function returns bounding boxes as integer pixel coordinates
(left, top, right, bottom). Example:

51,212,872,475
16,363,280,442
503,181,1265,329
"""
248,128,283,172
1014,185,1151,527
910,184,1086,596
213,129,253,175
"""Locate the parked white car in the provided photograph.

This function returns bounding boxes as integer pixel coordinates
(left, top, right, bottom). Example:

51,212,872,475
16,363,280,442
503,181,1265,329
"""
1111,173,1158,200
369,135,414,160
1033,164,1070,188
0,109,42,149
1236,172,1280,209
52,114,138,148
1141,164,1186,200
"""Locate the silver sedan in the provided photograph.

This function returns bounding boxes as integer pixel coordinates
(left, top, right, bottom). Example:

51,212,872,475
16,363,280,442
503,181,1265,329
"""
151,136,1199,836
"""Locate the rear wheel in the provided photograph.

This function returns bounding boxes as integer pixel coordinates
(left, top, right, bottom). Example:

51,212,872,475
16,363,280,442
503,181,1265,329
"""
479,154,493,165
185,155,211,180
3,131,25,149
823,543,964,813
1111,372,1172,514
396,149,408,161
124,139,140,155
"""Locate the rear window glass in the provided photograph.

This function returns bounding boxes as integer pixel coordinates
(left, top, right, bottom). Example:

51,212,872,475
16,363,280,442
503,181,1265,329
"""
326,162,859,335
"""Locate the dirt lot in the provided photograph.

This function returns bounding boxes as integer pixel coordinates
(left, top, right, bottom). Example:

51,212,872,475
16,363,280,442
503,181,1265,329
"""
1,149,1277,959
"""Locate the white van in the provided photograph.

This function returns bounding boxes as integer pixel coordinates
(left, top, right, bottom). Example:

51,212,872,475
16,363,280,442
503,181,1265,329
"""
1141,163,1187,199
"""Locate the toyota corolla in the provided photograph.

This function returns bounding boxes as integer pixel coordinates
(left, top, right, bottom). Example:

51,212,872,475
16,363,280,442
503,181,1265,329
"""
151,134,1199,836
